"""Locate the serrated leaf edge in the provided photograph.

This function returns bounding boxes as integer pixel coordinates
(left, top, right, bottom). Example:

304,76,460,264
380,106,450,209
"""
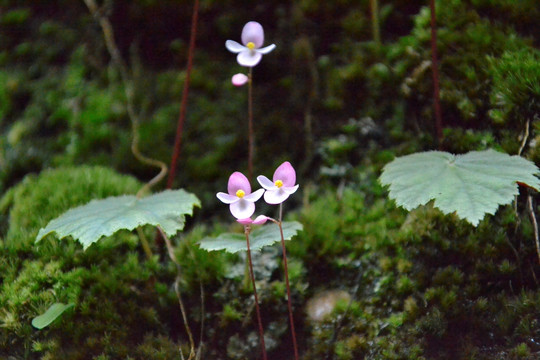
36,189,200,248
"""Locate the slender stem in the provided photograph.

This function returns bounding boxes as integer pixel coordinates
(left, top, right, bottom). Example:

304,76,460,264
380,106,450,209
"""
158,226,196,360
514,120,531,225
278,204,299,360
184,241,207,355
84,0,168,197
324,268,364,359
429,0,443,147
132,122,168,199
518,119,530,157
369,0,381,45
167,0,200,188
248,67,254,182
83,0,168,260
136,226,153,260
527,195,540,264
244,226,267,360
198,278,205,356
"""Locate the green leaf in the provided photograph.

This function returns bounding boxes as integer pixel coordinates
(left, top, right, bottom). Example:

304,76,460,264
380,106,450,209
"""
199,233,246,253
379,149,540,226
199,221,303,253
36,189,200,249
32,303,74,329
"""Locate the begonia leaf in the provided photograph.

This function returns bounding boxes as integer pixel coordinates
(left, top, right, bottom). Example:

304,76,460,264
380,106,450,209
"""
379,149,540,226
198,221,303,253
36,189,200,249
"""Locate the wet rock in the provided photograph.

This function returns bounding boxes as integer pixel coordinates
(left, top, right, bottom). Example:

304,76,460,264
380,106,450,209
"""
306,289,351,322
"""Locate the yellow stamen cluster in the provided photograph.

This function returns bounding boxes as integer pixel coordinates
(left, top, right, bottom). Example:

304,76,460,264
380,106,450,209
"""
246,42,256,50
275,180,284,188
236,189,246,198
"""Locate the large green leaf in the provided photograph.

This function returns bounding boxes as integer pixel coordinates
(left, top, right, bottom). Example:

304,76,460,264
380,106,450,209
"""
32,302,74,329
199,221,303,253
379,149,540,226
36,189,200,249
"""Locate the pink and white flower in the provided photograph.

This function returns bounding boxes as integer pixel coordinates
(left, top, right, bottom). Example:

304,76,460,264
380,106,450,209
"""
225,21,276,67
217,172,264,219
257,161,299,205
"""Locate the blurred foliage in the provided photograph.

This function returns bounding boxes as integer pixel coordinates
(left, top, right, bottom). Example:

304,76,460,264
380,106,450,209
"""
0,0,539,358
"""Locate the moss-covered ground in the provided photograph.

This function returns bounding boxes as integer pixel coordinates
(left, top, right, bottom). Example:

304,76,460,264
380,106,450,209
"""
1,0,539,359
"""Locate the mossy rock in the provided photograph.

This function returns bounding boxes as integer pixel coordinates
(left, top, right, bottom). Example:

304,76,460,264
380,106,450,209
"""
0,165,141,252
295,178,539,359
0,166,186,359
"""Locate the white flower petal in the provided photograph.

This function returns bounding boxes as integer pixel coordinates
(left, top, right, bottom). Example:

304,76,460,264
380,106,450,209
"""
264,189,289,205
257,44,276,55
230,199,255,219
283,185,299,195
257,175,276,190
237,50,262,67
225,40,246,53
244,188,265,202
217,192,239,204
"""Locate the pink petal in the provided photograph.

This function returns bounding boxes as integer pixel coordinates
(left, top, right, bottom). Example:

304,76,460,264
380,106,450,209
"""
252,215,269,225
232,73,248,87
225,40,245,53
263,188,289,205
241,21,264,48
244,188,264,202
237,51,262,67
273,161,296,187
257,44,276,55
283,185,299,195
257,175,276,190
237,215,268,225
230,199,255,219
228,172,251,195
237,218,253,225
216,192,239,204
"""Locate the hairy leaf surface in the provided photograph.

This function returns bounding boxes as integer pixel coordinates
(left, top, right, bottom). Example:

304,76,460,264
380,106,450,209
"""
36,189,200,249
198,221,303,253
379,149,540,225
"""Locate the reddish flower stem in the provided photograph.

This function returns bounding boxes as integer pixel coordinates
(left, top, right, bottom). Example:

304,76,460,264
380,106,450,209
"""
278,205,299,360
369,0,380,44
244,226,267,360
167,0,200,188
247,68,254,182
429,0,443,147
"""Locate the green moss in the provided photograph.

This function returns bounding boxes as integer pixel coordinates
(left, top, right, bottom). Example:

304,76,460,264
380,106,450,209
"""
1,165,140,251
221,303,244,324
299,176,538,359
1,1,539,358
1,8,31,25
488,48,540,126
510,343,531,358
0,166,194,358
